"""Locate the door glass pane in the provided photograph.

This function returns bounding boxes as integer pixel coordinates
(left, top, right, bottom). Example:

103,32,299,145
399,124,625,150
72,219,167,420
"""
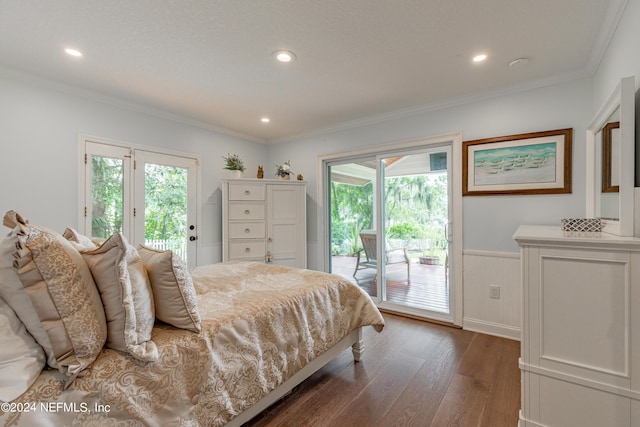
91,156,124,239
382,151,450,314
143,163,188,261
328,161,376,298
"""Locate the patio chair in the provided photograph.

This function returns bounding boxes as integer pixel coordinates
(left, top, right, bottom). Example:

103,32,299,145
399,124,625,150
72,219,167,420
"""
353,230,410,281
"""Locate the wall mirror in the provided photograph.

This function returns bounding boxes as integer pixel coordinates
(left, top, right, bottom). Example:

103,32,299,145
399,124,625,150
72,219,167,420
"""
586,76,635,236
602,120,620,193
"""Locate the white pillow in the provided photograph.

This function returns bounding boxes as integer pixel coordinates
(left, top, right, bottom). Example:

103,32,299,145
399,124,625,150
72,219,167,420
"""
0,297,45,402
0,223,56,368
138,245,201,332
81,233,158,362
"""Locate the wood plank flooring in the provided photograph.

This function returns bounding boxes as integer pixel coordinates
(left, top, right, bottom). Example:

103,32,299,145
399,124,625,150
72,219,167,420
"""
332,255,450,313
246,313,520,427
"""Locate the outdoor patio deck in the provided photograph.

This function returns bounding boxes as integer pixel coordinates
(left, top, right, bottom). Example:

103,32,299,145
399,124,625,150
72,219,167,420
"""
331,255,449,313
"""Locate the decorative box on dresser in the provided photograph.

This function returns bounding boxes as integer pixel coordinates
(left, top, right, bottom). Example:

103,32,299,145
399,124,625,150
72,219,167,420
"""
222,178,306,268
513,225,640,427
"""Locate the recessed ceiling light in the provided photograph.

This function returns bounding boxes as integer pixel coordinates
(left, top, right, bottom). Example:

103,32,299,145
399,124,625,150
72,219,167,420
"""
273,50,296,63
261,117,270,123
472,54,487,63
64,48,83,57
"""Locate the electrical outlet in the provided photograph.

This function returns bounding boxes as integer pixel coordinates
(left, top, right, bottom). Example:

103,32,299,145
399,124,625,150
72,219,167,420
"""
490,285,500,299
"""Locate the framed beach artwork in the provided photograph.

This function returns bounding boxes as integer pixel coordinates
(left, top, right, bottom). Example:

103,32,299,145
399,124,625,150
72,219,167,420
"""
463,128,572,196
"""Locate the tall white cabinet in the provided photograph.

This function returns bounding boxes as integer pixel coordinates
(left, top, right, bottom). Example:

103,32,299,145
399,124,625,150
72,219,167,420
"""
514,225,640,427
222,179,307,268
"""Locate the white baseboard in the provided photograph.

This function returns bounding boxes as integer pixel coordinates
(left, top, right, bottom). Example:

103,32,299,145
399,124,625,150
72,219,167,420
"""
463,317,521,341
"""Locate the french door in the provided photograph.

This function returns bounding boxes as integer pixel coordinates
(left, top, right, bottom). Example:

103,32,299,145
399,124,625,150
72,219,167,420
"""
324,134,461,325
82,139,199,267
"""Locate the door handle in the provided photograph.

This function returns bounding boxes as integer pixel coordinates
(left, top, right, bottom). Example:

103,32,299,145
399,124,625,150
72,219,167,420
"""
189,236,198,241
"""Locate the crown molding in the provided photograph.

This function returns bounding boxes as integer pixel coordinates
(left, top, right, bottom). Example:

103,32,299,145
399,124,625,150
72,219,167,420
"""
586,0,630,75
0,65,266,144
267,68,593,145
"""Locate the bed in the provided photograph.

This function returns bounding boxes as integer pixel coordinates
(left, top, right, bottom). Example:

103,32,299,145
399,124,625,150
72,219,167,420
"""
0,211,384,426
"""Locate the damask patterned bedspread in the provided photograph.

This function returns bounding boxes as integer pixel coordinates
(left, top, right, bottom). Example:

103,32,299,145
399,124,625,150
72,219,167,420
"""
1,262,384,427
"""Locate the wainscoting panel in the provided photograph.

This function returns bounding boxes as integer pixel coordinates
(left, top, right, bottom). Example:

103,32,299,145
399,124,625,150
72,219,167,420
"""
462,250,521,340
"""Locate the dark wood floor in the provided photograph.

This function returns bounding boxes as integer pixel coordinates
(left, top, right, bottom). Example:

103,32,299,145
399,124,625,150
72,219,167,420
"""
247,313,521,427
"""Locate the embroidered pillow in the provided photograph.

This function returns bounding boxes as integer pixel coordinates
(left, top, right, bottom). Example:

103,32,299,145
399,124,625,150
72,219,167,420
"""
4,211,107,375
81,233,158,362
0,297,46,402
138,245,201,332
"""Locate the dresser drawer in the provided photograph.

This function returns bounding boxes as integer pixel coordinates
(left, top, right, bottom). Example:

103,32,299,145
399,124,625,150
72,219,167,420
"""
228,221,265,239
228,203,265,220
228,183,265,201
228,241,266,259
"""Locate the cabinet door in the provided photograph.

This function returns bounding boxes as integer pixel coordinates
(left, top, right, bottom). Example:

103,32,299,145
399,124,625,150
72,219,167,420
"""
532,246,631,388
267,184,306,268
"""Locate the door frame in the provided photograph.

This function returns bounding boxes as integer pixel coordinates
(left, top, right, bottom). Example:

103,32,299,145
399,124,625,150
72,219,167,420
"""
78,134,202,268
318,132,463,326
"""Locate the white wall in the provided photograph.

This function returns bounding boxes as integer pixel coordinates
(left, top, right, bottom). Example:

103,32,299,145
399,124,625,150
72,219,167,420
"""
592,0,640,185
269,78,592,266
0,68,266,265
593,0,640,106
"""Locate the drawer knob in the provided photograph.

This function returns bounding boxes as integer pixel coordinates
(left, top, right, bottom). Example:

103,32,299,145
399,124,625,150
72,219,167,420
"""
244,228,251,233
244,209,250,215
244,190,250,195
245,247,251,253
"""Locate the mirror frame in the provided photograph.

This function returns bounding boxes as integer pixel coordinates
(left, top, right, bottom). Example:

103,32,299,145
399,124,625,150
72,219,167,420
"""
601,121,620,193
586,76,635,236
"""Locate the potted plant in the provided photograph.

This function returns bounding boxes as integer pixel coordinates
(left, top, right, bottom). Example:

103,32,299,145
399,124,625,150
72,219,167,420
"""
419,253,440,265
275,160,293,180
222,153,245,178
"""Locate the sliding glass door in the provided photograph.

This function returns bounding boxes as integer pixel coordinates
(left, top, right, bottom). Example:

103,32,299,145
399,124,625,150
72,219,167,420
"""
327,144,454,323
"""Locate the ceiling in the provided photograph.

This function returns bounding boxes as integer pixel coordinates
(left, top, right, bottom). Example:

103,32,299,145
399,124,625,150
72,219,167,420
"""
0,0,623,143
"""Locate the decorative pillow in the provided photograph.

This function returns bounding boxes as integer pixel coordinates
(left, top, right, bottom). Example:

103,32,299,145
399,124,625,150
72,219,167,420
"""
62,228,98,251
0,233,56,368
138,245,201,332
0,297,46,402
81,233,158,362
5,211,108,376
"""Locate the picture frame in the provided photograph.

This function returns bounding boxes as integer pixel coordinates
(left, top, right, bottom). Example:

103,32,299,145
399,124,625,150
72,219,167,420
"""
463,128,572,196
601,121,620,193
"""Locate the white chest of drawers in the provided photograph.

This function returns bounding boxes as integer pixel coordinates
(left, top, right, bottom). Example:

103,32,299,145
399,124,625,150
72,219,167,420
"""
222,179,306,268
514,225,640,427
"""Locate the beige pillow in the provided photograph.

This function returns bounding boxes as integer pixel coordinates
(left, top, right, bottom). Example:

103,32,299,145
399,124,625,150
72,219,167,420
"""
138,245,201,332
4,211,107,375
62,228,98,251
0,297,46,402
81,233,158,362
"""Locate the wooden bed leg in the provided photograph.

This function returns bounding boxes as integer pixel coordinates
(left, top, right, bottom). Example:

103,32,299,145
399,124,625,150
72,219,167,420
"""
351,329,364,362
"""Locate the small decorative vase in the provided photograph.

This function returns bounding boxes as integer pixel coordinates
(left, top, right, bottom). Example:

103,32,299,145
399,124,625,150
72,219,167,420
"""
228,169,242,179
279,174,290,180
